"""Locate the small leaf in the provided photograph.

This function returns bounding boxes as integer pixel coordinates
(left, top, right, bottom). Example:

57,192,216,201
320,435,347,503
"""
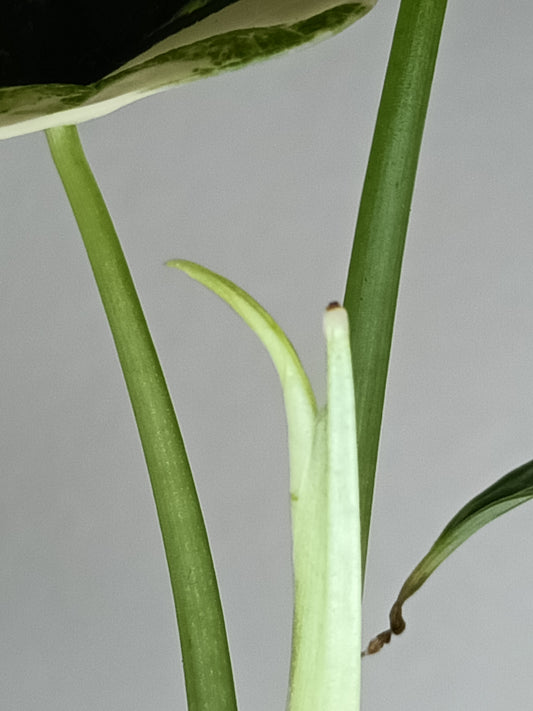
0,2,376,140
363,458,533,655
167,258,317,495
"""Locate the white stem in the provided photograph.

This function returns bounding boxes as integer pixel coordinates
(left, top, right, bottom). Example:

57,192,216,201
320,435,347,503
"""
289,304,361,711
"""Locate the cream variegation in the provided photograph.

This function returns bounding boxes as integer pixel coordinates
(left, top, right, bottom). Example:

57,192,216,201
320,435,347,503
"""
0,1,376,140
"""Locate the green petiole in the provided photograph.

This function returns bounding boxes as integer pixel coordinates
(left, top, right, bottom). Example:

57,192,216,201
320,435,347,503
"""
45,125,237,711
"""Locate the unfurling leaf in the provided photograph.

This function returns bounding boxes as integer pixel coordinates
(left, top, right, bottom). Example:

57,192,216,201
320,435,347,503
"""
169,260,362,709
363,458,533,656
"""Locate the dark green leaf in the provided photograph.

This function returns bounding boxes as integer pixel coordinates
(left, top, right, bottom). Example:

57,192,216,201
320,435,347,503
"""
363,458,533,655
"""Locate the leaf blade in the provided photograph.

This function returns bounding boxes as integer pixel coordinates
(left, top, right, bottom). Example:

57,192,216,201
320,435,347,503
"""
363,458,533,654
0,2,375,139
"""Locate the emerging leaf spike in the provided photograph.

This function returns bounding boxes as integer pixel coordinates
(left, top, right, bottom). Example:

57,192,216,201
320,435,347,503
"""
168,262,363,709
323,301,349,336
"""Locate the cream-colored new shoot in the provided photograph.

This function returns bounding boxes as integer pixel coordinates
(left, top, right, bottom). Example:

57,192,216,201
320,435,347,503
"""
168,262,362,710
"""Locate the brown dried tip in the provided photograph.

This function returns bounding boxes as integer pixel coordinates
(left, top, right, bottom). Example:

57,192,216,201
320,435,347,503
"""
361,629,392,657
361,600,407,657
326,301,342,310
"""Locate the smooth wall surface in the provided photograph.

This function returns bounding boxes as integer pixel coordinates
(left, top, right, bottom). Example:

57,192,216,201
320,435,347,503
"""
1,2,533,709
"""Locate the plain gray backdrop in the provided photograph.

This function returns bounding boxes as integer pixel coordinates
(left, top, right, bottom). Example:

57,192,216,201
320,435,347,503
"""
1,1,533,709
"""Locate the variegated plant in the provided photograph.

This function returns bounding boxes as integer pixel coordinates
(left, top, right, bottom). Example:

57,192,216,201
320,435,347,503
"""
29,4,377,708
4,1,533,709
0,1,375,139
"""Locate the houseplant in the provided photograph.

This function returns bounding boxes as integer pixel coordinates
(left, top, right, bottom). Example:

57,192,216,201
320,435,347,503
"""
2,1,532,708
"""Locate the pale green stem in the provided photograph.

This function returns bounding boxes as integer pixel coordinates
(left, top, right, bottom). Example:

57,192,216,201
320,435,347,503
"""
45,125,237,711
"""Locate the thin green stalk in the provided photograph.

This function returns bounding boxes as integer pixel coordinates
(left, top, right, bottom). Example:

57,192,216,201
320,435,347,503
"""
45,125,237,711
344,0,448,576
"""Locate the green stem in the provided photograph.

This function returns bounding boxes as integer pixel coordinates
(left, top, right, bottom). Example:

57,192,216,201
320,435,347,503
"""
45,125,237,711
344,0,448,577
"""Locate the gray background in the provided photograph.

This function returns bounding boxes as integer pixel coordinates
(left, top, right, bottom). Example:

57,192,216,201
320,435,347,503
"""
1,1,533,709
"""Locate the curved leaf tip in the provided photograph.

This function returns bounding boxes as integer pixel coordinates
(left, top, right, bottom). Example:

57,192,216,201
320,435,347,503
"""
167,257,317,494
362,458,533,656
